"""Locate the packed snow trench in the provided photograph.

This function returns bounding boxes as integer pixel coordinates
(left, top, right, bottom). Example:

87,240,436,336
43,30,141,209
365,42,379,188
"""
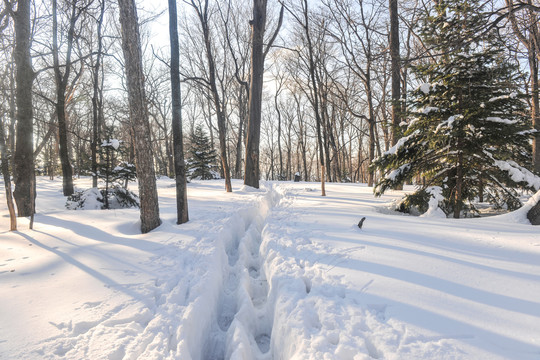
1,177,540,360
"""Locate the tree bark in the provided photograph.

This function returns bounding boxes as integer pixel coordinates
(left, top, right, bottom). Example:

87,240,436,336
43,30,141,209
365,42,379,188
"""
276,86,283,179
389,0,400,145
389,0,403,189
244,0,266,188
235,88,246,178
117,0,161,233
169,0,189,224
454,150,463,219
1,116,16,231
364,68,376,187
13,0,35,217
300,0,326,196
244,0,283,188
528,5,540,173
52,0,76,196
91,0,105,188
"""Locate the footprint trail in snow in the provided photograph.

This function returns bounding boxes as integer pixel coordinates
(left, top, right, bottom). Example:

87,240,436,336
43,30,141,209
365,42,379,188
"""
203,186,278,360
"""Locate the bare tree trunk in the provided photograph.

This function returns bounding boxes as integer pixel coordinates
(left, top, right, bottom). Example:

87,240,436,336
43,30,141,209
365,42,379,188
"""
389,0,400,145
506,0,540,172
389,0,403,189
1,117,16,231
13,0,35,217
117,0,161,233
454,150,463,219
298,0,325,195
275,85,283,179
92,0,105,188
528,6,540,173
244,0,283,188
189,0,232,192
52,0,76,196
245,0,266,188
235,89,245,178
169,0,189,224
366,74,376,187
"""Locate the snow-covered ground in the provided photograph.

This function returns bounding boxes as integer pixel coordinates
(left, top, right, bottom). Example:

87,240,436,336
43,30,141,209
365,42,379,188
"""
1,177,539,359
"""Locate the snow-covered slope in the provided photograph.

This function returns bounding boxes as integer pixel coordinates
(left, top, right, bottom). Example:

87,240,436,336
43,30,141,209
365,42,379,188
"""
0,177,539,359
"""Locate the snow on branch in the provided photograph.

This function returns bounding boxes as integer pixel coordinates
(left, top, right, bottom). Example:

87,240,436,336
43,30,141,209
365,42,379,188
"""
488,92,517,102
383,130,420,157
493,158,540,190
485,117,519,125
386,163,411,181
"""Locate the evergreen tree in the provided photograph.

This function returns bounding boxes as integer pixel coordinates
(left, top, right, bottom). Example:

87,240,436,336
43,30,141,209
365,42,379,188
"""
188,125,218,180
96,139,138,209
373,0,535,218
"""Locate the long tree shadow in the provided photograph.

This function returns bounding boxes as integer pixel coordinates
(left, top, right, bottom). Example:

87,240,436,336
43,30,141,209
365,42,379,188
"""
340,256,540,317
35,214,169,252
15,231,147,301
347,287,540,359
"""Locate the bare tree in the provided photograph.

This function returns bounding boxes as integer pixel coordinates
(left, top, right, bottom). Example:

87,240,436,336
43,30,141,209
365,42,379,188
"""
117,0,161,233
0,89,16,230
244,0,283,188
52,0,90,196
91,0,105,188
11,0,35,217
219,0,251,179
506,0,540,173
285,0,327,195
389,0,401,145
169,0,189,224
0,9,16,230
325,0,386,187
185,0,232,192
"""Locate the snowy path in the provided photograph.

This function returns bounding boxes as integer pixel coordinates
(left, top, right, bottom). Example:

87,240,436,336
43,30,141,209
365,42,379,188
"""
1,178,540,359
202,185,279,360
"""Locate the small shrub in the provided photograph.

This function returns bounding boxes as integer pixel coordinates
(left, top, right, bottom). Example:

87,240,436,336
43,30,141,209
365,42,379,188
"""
66,186,139,210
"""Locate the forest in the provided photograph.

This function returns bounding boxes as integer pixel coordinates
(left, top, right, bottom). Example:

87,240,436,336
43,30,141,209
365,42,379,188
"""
1,0,540,233
1,1,540,358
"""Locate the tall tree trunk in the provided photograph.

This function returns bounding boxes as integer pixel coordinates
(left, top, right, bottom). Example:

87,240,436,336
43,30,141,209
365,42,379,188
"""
1,116,16,231
92,0,105,188
13,0,35,217
244,0,283,188
506,0,540,172
301,0,325,195
117,0,161,233
454,151,463,219
191,0,232,192
235,88,245,178
276,89,283,179
365,72,376,187
389,0,400,145
530,43,540,173
169,0,189,224
166,131,174,178
52,0,75,196
244,0,267,189
389,0,403,189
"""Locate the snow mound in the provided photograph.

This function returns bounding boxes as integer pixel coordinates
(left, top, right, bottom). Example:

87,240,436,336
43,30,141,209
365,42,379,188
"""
420,186,446,218
496,190,540,224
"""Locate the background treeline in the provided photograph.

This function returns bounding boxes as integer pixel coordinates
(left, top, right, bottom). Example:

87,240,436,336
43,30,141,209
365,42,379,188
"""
1,0,539,218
